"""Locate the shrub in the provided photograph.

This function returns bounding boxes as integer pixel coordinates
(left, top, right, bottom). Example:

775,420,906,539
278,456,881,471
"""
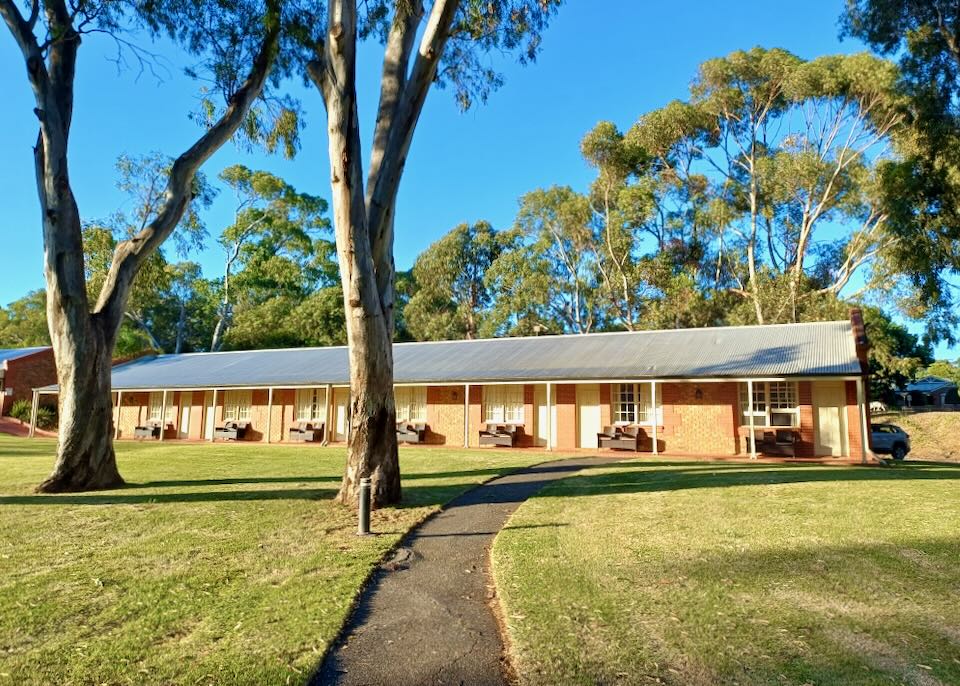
36,405,57,430
8,399,31,422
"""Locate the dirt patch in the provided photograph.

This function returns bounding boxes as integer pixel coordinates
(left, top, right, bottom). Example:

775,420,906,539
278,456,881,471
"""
829,627,944,686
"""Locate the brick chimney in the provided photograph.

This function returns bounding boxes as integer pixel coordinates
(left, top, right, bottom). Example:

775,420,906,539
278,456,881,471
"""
849,307,869,375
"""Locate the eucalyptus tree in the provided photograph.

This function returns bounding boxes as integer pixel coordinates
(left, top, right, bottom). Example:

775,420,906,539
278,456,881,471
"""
406,221,514,341
300,0,562,506
627,48,907,326
211,165,330,351
486,186,601,335
0,0,284,492
842,0,960,339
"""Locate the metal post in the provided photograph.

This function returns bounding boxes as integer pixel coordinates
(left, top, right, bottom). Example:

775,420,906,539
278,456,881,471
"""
114,390,122,439
546,382,553,451
856,377,869,464
160,389,168,442
463,383,470,448
322,384,332,445
210,389,218,442
357,477,372,535
28,390,39,438
651,380,658,456
265,387,274,444
747,379,757,459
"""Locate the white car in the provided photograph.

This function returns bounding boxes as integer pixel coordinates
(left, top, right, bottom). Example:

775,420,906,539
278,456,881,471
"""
871,423,911,460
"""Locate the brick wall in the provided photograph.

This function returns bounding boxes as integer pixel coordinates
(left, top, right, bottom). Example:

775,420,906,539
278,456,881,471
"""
796,381,815,457
555,384,577,450
426,385,465,446
846,380,865,459
2,349,56,416
660,382,738,455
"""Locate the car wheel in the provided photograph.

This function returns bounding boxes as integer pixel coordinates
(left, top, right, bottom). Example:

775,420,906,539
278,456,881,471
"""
892,444,907,461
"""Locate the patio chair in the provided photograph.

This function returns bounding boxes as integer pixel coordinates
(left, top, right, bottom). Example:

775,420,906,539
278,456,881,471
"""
759,429,796,457
214,420,250,441
479,423,521,447
397,422,427,444
603,425,644,451
133,419,163,440
288,420,323,442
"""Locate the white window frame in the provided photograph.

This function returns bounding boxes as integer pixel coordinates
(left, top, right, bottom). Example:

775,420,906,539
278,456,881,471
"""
223,390,252,422
483,385,524,424
613,384,662,425
295,387,326,422
147,391,174,423
739,382,799,427
395,386,426,423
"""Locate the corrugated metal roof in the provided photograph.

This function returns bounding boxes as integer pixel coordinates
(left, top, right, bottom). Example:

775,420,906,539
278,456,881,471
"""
906,376,957,392
64,320,859,391
0,346,49,366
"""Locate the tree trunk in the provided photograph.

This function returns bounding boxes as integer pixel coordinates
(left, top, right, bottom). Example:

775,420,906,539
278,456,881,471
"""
39,319,123,492
0,0,281,492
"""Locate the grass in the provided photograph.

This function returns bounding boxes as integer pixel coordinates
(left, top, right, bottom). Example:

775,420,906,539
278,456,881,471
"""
0,436,547,685
876,410,960,462
492,459,960,686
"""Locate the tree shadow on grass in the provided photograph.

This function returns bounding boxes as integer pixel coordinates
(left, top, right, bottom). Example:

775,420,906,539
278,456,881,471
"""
445,459,960,504
3,460,958,507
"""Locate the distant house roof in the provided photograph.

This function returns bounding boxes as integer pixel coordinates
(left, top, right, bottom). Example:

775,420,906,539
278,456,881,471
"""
39,321,860,392
0,346,49,366
905,376,958,393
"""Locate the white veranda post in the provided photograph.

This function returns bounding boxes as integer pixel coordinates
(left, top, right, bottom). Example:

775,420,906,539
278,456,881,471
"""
209,389,218,442
747,379,757,459
463,384,470,448
266,387,274,444
29,390,39,438
651,380,658,456
546,382,553,451
114,390,122,439
160,390,168,442
857,377,869,464
323,384,332,446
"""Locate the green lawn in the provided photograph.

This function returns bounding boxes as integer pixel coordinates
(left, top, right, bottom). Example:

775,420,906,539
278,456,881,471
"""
0,436,546,685
493,460,960,686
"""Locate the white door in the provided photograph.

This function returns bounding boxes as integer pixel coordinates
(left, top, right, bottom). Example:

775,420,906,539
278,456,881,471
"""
814,381,847,456
534,386,548,447
577,384,601,449
203,391,215,440
179,392,192,439
335,389,349,441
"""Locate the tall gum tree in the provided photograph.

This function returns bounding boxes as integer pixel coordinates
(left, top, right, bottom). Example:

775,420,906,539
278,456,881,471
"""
300,0,561,507
0,0,284,492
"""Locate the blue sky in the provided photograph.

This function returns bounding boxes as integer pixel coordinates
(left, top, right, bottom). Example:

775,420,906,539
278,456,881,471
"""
0,0,956,357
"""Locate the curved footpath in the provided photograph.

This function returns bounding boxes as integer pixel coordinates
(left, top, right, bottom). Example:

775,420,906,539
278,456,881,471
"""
311,455,625,686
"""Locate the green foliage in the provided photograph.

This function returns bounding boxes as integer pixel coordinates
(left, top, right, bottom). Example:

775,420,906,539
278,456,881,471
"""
406,222,514,340
35,405,57,430
922,359,960,385
0,291,49,348
7,399,31,422
842,0,960,342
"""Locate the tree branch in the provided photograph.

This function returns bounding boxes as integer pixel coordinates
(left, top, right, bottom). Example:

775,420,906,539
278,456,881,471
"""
94,0,282,328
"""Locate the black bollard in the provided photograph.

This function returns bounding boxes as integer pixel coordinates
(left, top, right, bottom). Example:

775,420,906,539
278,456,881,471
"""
358,477,372,536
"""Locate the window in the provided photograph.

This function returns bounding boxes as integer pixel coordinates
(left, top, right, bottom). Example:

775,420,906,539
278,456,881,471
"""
295,388,326,421
147,392,174,423
483,385,524,424
613,384,662,425
223,390,252,422
739,382,799,427
395,386,426,422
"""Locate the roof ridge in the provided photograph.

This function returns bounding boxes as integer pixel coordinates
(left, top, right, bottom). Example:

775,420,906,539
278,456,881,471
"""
148,320,851,358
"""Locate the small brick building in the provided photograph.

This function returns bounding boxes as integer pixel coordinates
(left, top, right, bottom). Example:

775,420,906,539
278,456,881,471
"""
34,315,873,460
1,347,55,416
